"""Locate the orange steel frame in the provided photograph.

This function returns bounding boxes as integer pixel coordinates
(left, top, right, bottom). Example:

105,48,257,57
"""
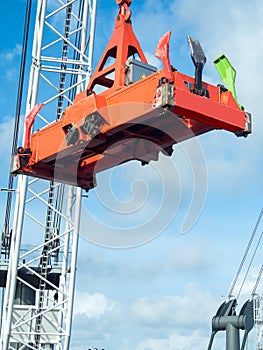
12,0,251,191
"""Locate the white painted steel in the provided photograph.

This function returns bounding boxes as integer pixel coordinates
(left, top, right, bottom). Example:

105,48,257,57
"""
0,0,97,348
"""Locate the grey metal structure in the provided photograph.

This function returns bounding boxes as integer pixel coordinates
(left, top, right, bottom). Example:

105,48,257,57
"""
208,299,254,350
0,0,97,349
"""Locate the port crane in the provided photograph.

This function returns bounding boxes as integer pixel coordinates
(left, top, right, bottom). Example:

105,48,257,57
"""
207,208,263,350
0,0,97,348
0,0,256,349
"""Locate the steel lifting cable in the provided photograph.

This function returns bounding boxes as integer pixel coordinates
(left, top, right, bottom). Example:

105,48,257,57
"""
0,0,33,331
228,207,263,299
252,264,263,296
2,0,33,239
236,228,263,299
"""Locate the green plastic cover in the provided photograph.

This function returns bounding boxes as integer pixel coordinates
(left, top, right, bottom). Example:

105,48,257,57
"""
213,54,241,108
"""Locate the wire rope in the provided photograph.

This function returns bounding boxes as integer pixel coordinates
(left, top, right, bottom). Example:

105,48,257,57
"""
0,0,33,330
228,208,263,299
252,264,263,296
2,0,33,253
236,229,263,299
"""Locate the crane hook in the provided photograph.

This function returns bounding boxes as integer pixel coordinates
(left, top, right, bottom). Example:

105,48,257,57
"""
116,0,132,21
116,0,132,6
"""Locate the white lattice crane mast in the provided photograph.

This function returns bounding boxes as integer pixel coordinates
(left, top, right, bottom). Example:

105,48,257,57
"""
254,295,263,350
0,0,97,349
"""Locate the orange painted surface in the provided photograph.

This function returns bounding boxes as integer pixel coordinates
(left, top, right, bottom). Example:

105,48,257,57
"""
12,0,251,190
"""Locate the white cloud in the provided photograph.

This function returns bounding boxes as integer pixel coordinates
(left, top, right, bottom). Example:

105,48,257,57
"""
0,117,14,164
0,44,21,62
168,243,210,272
71,284,227,350
0,45,21,82
136,331,221,350
0,115,25,184
71,280,257,350
74,291,116,318
131,286,217,330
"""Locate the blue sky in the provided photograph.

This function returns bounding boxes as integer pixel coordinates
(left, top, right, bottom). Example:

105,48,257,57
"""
1,0,263,350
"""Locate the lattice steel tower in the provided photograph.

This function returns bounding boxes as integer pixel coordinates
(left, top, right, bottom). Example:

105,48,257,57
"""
0,0,97,348
254,295,263,350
